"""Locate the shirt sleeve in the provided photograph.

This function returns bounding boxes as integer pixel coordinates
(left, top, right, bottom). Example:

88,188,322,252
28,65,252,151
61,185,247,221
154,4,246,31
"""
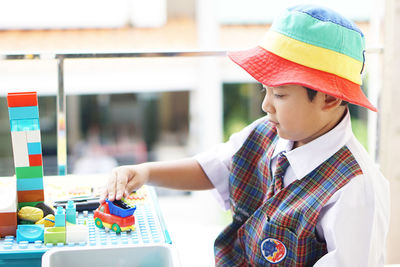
313,174,390,267
193,116,268,210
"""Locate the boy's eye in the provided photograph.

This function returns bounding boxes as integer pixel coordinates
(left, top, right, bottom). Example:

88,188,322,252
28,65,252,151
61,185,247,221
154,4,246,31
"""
274,94,284,98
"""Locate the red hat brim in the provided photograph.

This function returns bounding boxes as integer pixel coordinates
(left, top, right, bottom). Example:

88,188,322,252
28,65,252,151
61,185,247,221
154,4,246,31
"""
228,46,377,112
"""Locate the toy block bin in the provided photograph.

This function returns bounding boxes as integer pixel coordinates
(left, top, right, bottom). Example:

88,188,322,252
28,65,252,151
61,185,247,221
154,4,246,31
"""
41,244,180,267
106,199,136,217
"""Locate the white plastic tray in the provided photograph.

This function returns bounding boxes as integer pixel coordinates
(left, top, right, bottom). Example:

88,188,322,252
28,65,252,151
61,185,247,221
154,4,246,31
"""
41,243,180,267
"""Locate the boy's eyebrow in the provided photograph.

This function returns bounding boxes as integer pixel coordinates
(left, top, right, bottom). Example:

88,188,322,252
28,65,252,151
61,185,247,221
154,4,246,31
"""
273,86,288,90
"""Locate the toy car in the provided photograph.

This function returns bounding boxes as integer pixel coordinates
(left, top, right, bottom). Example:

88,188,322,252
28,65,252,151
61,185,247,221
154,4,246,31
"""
93,199,136,233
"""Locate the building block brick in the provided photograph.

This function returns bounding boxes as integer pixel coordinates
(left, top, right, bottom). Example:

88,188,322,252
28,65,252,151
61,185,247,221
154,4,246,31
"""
16,224,44,243
10,119,40,132
27,142,42,155
15,166,43,179
66,201,76,224
26,130,41,143
28,154,42,166
66,224,88,244
17,177,44,191
8,106,39,120
0,225,17,237
0,212,17,236
55,206,66,227
18,201,43,209
44,227,66,245
17,190,44,203
0,177,17,213
10,131,29,168
7,92,38,107
0,212,18,227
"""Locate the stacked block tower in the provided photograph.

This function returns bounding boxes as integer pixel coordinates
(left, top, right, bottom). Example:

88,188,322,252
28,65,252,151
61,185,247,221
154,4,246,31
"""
7,92,44,209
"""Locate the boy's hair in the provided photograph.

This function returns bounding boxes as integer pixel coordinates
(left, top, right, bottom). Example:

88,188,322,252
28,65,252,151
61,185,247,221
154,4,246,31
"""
305,87,348,106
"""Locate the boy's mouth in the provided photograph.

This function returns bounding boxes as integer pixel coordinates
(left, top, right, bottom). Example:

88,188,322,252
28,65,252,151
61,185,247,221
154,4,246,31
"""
269,120,279,127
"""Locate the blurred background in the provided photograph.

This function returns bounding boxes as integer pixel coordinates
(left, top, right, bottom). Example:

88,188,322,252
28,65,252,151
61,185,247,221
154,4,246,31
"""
0,0,399,266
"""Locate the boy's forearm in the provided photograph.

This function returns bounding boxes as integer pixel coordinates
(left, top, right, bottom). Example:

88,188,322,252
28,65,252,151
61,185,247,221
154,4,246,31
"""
143,158,214,190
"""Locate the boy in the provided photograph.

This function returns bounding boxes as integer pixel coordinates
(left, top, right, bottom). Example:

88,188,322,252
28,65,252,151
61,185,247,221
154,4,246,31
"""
100,5,390,266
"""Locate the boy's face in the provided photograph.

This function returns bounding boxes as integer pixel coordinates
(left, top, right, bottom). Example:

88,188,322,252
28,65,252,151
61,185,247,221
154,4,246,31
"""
262,84,335,148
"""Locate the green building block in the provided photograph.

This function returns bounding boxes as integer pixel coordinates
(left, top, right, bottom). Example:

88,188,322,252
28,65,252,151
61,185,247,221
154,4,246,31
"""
18,201,43,209
15,166,43,179
44,227,66,244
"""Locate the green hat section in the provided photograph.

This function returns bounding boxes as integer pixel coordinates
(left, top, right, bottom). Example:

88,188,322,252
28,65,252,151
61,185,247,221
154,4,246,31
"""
271,9,365,63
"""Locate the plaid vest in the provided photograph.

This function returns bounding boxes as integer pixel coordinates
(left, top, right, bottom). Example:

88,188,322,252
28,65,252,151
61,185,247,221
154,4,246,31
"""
215,120,362,266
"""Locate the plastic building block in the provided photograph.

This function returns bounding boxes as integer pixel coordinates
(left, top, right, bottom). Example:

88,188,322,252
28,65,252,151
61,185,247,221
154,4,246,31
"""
16,224,44,243
93,200,136,234
7,92,38,107
17,177,44,191
17,190,45,203
26,130,41,143
27,142,42,155
0,213,17,236
66,201,76,224
18,201,43,209
10,119,40,132
0,177,17,213
8,106,39,120
44,227,66,245
66,224,88,244
15,166,43,179
55,206,66,227
28,154,42,166
10,131,29,167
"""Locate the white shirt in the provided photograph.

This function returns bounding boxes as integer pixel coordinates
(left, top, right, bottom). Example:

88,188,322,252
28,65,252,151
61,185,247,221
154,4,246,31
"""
194,111,390,267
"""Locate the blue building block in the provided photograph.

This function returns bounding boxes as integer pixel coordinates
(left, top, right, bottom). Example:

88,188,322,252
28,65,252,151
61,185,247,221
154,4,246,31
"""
10,118,40,132
55,206,65,227
17,177,44,191
16,224,44,243
8,106,39,120
27,142,42,155
66,200,76,224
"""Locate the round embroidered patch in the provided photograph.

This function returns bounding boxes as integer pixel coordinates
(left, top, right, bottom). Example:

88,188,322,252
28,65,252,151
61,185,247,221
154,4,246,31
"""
261,238,287,263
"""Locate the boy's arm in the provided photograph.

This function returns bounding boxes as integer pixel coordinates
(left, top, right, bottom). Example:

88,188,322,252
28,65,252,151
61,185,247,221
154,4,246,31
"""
99,158,213,203
313,174,390,267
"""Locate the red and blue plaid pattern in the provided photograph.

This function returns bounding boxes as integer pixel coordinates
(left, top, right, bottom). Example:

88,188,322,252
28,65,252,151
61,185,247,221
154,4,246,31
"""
215,120,363,266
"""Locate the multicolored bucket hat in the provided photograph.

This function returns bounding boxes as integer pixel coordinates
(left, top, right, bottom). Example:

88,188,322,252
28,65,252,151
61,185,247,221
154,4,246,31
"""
228,5,377,112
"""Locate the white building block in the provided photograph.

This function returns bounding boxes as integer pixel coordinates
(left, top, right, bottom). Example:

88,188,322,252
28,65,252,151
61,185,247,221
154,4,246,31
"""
0,176,17,212
66,224,89,244
26,130,41,143
11,131,29,167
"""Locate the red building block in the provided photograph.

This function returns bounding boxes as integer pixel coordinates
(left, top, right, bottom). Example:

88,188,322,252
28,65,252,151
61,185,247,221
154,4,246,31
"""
17,189,44,203
7,92,38,107
29,154,42,166
0,212,17,236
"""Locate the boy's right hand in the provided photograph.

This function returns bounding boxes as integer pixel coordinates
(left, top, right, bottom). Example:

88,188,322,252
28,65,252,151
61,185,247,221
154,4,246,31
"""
99,164,150,204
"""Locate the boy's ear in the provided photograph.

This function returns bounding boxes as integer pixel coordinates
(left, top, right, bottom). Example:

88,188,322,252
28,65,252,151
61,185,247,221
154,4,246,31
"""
322,94,343,110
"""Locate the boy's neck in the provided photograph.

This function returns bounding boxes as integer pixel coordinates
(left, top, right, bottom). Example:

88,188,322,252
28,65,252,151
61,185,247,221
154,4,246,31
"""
293,107,348,149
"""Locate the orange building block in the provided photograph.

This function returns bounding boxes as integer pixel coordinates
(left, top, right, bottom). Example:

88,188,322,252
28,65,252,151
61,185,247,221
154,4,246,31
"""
0,212,17,236
17,189,44,203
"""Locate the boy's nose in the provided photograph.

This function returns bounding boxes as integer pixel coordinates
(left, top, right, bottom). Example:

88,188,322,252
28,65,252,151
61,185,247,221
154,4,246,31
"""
262,95,275,114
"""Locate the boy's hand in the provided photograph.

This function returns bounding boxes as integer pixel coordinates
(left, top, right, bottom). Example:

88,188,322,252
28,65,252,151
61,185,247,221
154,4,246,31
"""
99,165,149,204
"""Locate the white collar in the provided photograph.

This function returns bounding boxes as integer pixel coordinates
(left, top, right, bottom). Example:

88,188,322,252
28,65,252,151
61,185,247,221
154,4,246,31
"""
271,109,353,180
